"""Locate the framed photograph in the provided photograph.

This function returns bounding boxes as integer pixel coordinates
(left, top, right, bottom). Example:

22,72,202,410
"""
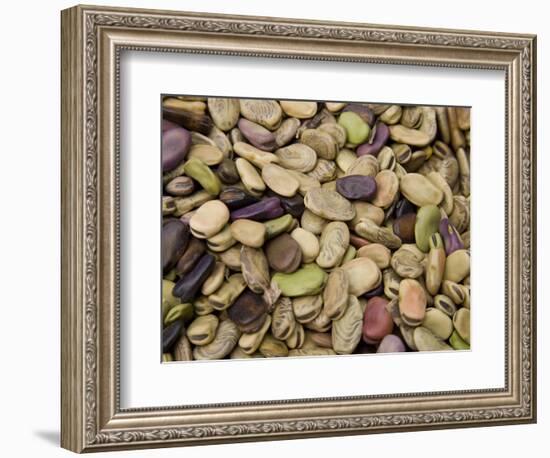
61,4,537,453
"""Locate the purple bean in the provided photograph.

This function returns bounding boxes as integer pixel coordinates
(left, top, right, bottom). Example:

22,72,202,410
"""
377,334,406,353
230,197,284,221
162,126,191,172
356,122,389,157
172,253,215,302
336,175,377,201
266,190,305,217
162,119,179,132
237,118,277,151
162,319,185,353
439,218,464,255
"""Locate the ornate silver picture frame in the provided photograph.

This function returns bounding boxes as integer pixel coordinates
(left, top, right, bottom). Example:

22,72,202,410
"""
61,4,536,452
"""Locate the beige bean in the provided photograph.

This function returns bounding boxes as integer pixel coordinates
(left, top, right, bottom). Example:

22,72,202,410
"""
233,142,279,169
219,244,243,271
304,188,356,221
235,158,266,194
300,128,338,160
230,219,266,248
261,163,299,197
346,155,379,177
187,144,224,165
271,297,297,341
426,171,454,214
341,257,382,296
206,225,236,252
307,159,337,183
259,334,289,357
187,314,219,346
316,222,350,268
286,323,305,349
413,326,452,351
304,306,332,332
379,105,402,125
377,146,396,171
164,97,206,113
193,319,241,360
336,148,358,172
292,295,323,324
350,202,385,227
208,274,247,310
355,218,402,249
240,245,271,294
372,170,399,209
238,315,272,354
189,200,230,239
389,125,432,147
173,191,213,216
286,169,321,195
240,99,282,130
323,268,350,320
290,227,320,263
201,262,226,295
208,126,232,157
332,295,363,354
453,308,470,344
400,173,444,207
173,335,194,361
275,144,317,173
444,249,470,283
280,100,317,118
301,209,329,235
357,243,391,269
319,123,347,148
325,102,347,112
441,280,466,304
422,308,453,340
390,244,425,279
193,295,214,316
399,279,427,327
401,106,423,129
207,98,240,131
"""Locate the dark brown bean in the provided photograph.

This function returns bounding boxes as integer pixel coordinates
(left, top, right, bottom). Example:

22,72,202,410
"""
162,220,189,273
219,187,260,210
175,237,205,276
227,290,269,333
217,158,240,184
265,233,302,273
165,176,195,196
393,213,417,243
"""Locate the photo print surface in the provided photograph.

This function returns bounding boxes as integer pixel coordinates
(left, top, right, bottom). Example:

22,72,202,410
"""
161,96,471,362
